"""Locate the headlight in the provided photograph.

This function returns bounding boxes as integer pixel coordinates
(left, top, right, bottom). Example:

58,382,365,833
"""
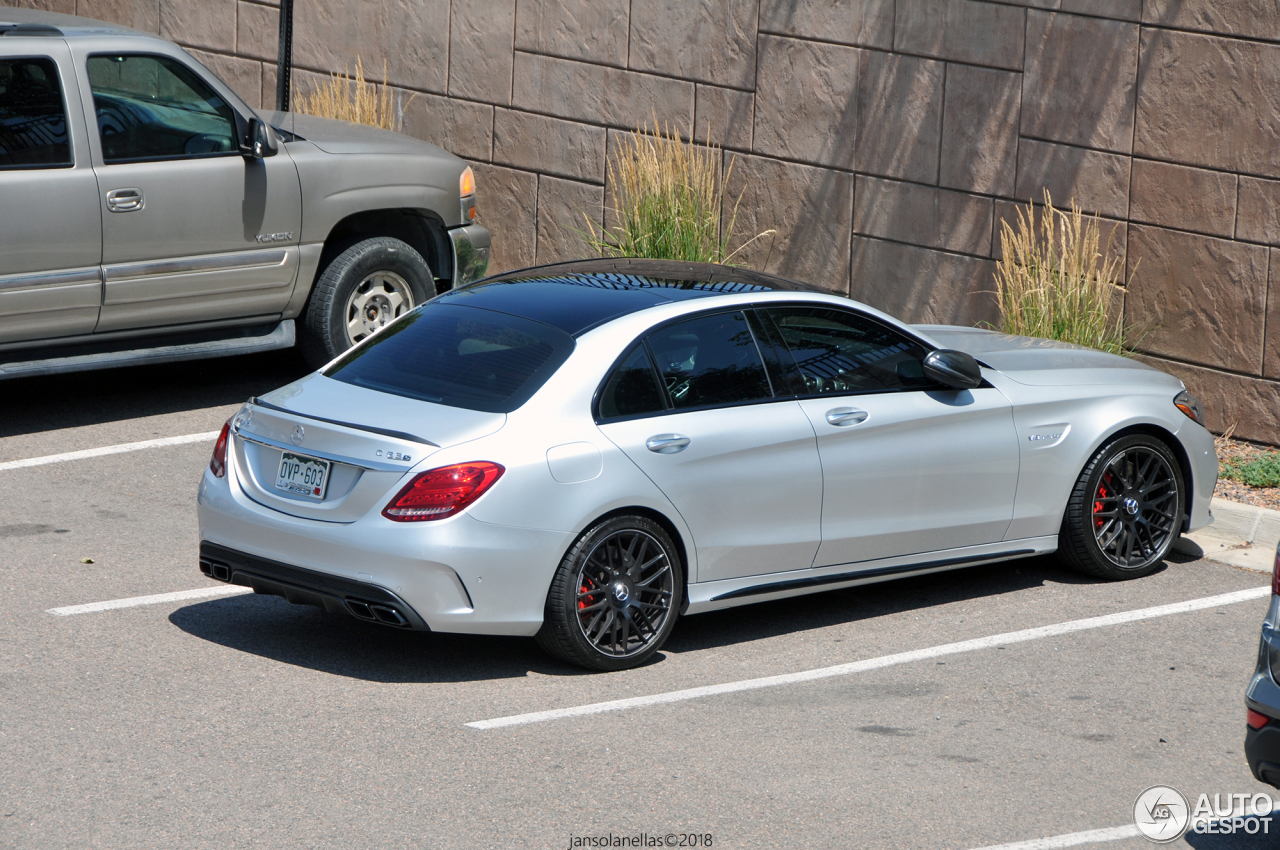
1173,390,1205,426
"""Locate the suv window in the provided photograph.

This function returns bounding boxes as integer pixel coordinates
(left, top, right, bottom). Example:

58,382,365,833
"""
323,304,575,413
87,54,237,163
646,311,772,409
0,57,71,169
764,306,936,395
598,344,666,420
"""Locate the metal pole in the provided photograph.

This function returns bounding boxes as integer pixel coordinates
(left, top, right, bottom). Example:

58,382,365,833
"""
275,0,294,112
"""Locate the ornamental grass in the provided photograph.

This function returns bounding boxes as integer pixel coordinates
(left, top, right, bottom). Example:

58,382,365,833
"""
293,57,409,132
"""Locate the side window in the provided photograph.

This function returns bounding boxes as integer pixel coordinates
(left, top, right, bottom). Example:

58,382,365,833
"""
765,306,936,395
646,311,773,409
598,345,666,420
0,57,71,169
87,54,237,163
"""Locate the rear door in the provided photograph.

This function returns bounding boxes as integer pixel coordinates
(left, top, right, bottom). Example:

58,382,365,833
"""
0,44,102,343
596,310,824,583
760,305,1021,567
74,48,302,331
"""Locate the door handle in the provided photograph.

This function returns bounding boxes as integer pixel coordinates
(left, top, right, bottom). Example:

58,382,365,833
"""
106,188,144,213
825,407,869,426
645,434,691,454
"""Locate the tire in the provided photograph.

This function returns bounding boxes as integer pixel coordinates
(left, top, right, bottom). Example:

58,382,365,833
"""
1056,434,1185,580
300,236,435,369
536,515,684,672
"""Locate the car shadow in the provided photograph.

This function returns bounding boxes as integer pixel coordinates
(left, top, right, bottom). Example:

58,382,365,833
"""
168,553,1136,683
0,348,310,438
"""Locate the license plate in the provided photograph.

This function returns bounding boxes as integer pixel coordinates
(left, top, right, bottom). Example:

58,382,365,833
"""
275,452,331,500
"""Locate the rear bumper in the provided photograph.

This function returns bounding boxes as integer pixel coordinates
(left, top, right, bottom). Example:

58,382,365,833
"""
199,541,429,630
448,223,490,288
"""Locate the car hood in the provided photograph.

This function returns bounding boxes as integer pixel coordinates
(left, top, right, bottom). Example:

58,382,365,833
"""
912,325,1182,388
264,110,462,161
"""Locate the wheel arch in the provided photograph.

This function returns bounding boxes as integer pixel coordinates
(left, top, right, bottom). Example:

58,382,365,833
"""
580,505,692,616
316,208,452,293
1090,422,1195,532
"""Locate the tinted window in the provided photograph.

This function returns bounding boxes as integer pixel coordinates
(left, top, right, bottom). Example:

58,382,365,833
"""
598,345,666,420
646,312,772,409
765,307,935,394
87,54,237,162
0,58,71,169
324,304,575,413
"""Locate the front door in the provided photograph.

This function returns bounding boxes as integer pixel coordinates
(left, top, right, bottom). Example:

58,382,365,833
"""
596,311,824,583
81,51,301,332
0,49,101,343
761,305,1021,567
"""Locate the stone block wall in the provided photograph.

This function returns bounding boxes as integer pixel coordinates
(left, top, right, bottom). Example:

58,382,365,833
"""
19,0,1280,443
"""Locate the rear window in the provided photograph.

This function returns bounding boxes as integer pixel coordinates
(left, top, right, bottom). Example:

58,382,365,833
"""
323,304,575,413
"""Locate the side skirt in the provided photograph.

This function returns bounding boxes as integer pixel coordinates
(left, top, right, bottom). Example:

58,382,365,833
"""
684,537,1059,615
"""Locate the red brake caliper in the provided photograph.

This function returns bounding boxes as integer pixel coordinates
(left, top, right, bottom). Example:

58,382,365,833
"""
1094,481,1108,528
578,581,595,612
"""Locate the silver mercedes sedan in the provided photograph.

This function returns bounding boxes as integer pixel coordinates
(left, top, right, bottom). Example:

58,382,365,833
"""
197,258,1217,671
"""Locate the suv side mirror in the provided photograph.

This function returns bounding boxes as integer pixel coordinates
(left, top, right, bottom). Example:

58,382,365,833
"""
242,117,278,159
922,349,982,390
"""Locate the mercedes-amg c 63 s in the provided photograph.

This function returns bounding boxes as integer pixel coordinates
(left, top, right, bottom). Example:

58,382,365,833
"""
197,259,1216,670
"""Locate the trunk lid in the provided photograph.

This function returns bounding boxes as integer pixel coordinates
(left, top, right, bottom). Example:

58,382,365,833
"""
232,374,505,522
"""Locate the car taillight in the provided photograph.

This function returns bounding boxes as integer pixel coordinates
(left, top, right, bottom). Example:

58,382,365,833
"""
382,461,503,522
1249,708,1272,730
209,419,231,478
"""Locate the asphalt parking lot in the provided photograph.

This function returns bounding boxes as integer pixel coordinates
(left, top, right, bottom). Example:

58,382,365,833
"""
2,352,1277,849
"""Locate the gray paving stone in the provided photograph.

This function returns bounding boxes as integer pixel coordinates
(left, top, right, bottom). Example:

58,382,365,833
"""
895,0,1025,71
629,0,757,89
1126,224,1268,374
474,163,538,273
757,0,893,49
855,50,945,184
161,0,235,51
236,1,277,61
511,52,693,131
1021,10,1139,154
752,35,859,170
536,174,603,264
493,109,606,184
851,236,1000,327
514,0,630,68
293,0,450,95
1237,177,1280,247
939,64,1020,197
399,89,495,162
722,154,854,293
1130,159,1238,239
449,0,515,106
855,176,993,257
694,85,753,151
1135,28,1280,179
1143,0,1280,40
1014,139,1131,220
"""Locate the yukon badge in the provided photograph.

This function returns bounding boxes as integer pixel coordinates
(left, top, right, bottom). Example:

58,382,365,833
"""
256,231,294,243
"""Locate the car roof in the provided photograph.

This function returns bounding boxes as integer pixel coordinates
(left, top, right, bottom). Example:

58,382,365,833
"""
440,258,825,336
0,7,153,38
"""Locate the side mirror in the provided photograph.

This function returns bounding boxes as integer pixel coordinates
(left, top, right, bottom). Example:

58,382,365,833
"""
241,116,279,159
922,349,983,390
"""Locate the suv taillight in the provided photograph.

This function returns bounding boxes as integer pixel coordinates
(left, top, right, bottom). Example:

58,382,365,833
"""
382,462,503,522
209,419,231,478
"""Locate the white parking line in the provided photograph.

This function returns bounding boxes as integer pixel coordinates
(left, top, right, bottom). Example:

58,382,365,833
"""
47,585,251,616
969,824,1140,849
0,431,221,472
467,585,1270,730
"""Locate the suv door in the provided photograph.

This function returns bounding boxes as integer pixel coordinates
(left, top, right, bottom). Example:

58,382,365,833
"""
0,46,102,343
75,50,302,332
595,310,824,583
761,305,1020,567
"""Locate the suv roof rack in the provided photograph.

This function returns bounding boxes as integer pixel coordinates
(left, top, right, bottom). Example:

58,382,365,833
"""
0,23,64,37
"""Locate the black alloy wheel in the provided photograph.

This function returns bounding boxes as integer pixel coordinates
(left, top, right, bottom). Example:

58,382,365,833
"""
1058,434,1184,580
537,516,682,671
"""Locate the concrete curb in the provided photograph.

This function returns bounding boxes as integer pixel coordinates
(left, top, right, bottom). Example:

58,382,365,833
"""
1178,497,1280,573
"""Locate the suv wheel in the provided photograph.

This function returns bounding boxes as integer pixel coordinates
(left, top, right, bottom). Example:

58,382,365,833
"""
301,236,435,368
